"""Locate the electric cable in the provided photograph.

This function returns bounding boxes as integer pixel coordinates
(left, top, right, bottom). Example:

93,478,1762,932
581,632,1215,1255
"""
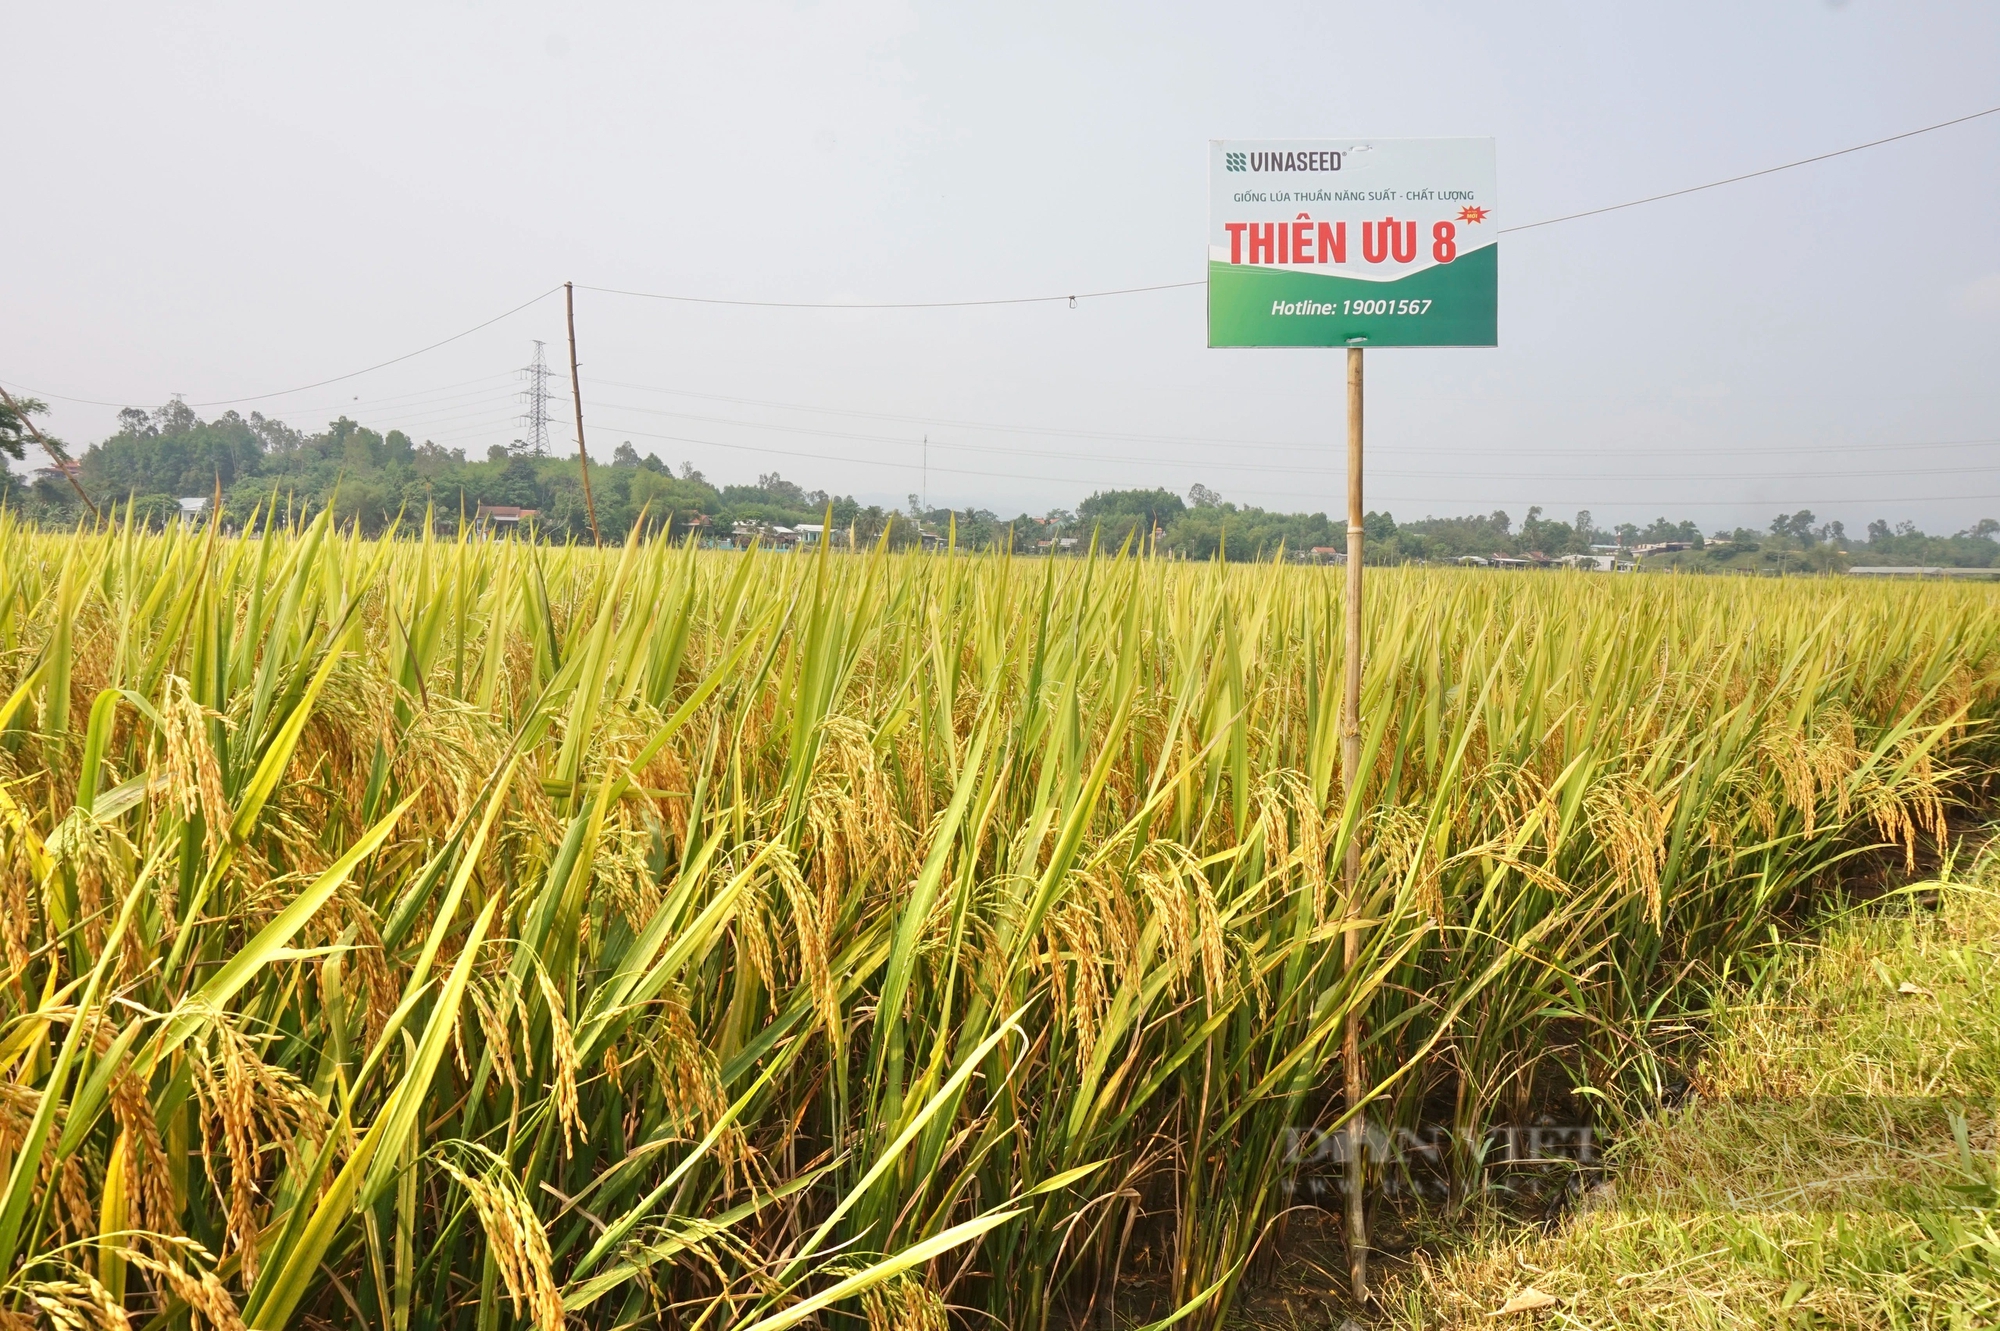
14,104,1996,405
1499,104,2000,234
2,289,564,412
178,287,563,406
579,105,2000,309
580,397,1999,483
11,102,1999,521
589,418,2000,509
576,279,1201,310
583,375,2000,457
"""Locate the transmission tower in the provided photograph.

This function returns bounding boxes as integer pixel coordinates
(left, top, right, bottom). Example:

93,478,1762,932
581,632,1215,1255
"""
517,340,556,456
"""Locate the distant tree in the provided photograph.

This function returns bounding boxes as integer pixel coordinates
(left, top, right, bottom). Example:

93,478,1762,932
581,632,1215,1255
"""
1079,488,1186,545
81,403,263,497
330,477,397,530
1163,500,1335,561
1821,515,1996,569
1518,506,1587,554
612,442,640,466
124,494,181,529
0,393,52,462
479,457,546,509
627,468,719,520
849,505,889,546
1640,516,1702,546
153,397,198,436
1187,484,1222,509
1080,487,1186,520
1770,511,1818,544
249,411,303,455
757,472,806,505
939,507,999,548
317,417,389,471
1394,509,1516,559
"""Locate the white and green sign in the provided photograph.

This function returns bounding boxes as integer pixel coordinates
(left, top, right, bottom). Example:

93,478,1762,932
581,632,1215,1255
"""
1208,138,1497,348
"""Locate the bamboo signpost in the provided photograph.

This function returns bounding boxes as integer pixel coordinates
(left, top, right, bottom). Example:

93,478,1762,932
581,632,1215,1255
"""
1208,137,1497,1301
565,282,604,546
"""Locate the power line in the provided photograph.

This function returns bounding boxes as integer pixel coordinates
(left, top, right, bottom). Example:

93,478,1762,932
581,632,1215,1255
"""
4,288,564,411
176,287,564,406
249,374,519,419
1500,104,2000,234
581,395,2000,483
393,408,535,436
15,103,1998,411
579,104,2000,309
260,387,523,431
576,279,1201,310
182,363,2000,463
1,371,518,415
579,378,1999,461
589,418,2000,508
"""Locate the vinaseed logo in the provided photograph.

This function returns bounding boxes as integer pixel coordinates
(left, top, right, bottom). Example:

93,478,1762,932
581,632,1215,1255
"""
1225,150,1342,173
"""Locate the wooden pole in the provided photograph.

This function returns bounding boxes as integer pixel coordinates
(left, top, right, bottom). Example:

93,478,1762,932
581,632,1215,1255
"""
1341,343,1368,1304
564,282,603,546
0,385,98,520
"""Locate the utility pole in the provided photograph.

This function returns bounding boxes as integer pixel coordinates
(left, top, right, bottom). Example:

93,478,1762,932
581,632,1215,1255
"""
564,283,602,546
1341,343,1368,1305
519,340,556,456
0,385,98,520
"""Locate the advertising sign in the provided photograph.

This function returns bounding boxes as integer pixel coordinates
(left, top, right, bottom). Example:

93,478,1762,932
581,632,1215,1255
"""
1208,138,1497,348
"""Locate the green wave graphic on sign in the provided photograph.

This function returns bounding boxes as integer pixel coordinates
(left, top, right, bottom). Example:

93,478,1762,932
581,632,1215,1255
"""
1206,244,1497,348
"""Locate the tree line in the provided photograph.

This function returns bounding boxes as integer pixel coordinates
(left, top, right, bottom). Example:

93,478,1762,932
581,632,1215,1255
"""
4,399,1996,568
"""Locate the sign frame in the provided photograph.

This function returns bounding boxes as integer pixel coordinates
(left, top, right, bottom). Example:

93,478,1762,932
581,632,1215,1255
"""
1207,137,1498,349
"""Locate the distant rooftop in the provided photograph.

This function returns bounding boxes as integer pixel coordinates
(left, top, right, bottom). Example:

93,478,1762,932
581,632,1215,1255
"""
1847,565,2000,578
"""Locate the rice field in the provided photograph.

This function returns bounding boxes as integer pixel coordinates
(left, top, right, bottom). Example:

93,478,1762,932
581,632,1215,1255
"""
1,509,1996,1330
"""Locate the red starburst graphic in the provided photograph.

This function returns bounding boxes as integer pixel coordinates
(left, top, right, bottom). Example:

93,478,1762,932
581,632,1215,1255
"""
1457,205,1490,224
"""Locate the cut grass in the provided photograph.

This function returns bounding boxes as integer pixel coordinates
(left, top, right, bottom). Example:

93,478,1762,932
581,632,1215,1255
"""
1382,838,2000,1330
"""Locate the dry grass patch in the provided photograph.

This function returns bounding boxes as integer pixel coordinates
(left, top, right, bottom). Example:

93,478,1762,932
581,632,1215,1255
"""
1382,844,2000,1330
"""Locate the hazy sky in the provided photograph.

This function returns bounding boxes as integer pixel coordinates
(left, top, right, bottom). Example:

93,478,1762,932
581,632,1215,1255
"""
7,1,1999,532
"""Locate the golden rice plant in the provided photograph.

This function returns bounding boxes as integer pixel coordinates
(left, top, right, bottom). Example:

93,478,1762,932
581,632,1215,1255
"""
0,503,1995,1329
